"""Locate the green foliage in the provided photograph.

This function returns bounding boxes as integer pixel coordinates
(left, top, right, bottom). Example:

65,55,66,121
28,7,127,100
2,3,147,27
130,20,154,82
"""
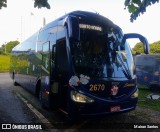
6,41,19,53
0,41,19,54
132,40,160,54
138,88,160,112
0,0,7,9
124,0,141,13
150,41,160,54
0,55,10,72
132,42,144,54
0,0,50,10
125,0,159,22
34,0,50,9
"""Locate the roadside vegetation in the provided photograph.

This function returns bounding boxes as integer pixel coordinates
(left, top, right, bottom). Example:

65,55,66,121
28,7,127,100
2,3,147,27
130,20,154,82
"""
0,55,10,73
138,88,160,112
0,41,19,72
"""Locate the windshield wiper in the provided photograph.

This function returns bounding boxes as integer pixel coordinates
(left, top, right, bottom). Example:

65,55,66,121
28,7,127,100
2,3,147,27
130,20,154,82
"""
116,53,132,79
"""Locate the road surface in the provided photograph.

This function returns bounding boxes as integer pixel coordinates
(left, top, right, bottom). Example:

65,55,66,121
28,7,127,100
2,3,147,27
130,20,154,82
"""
0,73,43,131
0,73,160,131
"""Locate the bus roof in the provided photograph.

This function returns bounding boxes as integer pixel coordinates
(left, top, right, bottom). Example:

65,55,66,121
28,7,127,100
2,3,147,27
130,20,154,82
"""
41,10,121,31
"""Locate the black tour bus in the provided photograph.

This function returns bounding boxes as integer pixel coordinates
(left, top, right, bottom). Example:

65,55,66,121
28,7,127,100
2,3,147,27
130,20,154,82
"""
10,11,149,118
135,54,160,91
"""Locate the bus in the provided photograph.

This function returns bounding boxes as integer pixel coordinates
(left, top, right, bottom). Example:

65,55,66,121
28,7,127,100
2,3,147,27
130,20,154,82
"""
10,11,149,119
135,54,160,92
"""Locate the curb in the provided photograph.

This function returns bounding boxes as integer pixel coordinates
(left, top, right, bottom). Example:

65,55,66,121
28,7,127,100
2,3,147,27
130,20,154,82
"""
15,92,57,131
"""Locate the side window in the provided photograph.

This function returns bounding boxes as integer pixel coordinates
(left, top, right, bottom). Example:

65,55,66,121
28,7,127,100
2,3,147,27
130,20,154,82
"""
37,30,48,52
48,26,57,45
56,26,65,40
51,45,56,78
37,26,57,53
42,42,49,52
56,39,68,73
52,45,56,64
42,42,50,71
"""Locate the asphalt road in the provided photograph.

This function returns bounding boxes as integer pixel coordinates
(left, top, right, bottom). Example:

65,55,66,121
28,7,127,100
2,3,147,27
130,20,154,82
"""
0,73,160,131
0,73,43,131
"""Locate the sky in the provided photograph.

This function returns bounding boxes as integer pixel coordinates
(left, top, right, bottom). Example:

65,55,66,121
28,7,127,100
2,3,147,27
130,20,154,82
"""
0,0,160,48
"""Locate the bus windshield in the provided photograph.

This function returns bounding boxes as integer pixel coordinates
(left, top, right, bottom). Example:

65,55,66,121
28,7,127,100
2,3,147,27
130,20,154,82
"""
71,23,134,79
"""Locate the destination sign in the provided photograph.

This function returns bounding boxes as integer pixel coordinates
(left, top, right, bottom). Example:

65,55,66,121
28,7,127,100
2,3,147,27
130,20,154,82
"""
79,24,102,31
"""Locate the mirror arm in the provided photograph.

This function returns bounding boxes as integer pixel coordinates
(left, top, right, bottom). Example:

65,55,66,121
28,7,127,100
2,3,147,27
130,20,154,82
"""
123,33,149,54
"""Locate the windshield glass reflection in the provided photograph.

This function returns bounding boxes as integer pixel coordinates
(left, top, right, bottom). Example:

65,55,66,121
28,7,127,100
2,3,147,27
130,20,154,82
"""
71,24,134,79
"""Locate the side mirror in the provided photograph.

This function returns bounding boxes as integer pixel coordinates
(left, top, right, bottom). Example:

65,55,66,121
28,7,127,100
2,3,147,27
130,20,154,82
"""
122,33,149,54
66,17,80,41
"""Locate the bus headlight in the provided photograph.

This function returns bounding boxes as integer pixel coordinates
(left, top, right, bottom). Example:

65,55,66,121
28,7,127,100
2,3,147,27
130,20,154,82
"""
131,89,138,98
71,91,94,103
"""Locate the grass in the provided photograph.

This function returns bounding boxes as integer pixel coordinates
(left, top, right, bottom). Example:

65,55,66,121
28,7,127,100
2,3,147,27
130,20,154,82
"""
138,88,160,112
0,55,10,72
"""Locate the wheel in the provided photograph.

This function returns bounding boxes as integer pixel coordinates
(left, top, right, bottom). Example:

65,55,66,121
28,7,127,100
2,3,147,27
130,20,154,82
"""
12,73,19,86
38,87,50,110
13,80,19,86
39,88,46,108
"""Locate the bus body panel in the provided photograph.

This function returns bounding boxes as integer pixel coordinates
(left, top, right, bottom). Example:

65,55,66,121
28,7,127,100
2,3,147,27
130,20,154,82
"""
10,11,148,118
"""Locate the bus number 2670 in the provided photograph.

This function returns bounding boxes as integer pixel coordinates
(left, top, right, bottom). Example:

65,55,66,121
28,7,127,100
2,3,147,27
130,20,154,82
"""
89,84,105,91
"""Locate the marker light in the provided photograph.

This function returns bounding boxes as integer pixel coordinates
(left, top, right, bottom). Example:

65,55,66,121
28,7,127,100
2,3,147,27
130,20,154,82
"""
45,90,49,95
70,91,94,103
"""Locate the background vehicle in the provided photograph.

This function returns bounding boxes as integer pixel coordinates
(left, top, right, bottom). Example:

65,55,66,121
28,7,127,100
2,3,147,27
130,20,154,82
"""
10,11,149,118
135,54,160,92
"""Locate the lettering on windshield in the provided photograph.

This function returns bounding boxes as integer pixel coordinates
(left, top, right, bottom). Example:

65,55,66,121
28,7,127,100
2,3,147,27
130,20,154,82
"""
79,24,102,31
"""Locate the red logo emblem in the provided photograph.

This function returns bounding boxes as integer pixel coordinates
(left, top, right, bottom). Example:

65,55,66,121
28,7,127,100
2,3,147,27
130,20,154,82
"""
110,85,118,96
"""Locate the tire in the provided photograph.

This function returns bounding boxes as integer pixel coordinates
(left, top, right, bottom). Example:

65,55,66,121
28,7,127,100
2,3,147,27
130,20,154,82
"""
13,80,19,86
12,73,19,86
39,87,49,110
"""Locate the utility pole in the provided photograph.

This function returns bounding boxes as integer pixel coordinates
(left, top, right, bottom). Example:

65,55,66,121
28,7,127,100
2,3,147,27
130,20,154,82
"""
43,17,46,26
5,42,6,54
20,16,23,42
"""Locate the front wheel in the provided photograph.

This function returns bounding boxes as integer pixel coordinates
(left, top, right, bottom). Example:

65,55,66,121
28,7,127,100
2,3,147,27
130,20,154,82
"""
39,88,49,109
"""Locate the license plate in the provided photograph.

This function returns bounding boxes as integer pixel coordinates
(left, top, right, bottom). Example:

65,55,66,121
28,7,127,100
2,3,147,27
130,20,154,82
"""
110,106,120,112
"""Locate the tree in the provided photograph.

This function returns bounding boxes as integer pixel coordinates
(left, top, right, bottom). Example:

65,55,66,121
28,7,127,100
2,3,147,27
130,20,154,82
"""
34,0,50,9
0,41,19,54
0,0,50,9
124,0,159,22
0,0,6,9
132,42,144,54
150,41,160,54
132,40,160,54
0,47,3,54
0,0,159,21
6,41,19,53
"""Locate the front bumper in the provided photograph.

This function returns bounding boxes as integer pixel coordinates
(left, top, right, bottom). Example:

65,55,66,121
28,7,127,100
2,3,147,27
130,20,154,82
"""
68,97,137,117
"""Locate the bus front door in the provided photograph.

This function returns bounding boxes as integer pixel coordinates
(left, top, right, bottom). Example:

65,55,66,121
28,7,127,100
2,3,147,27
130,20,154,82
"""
39,41,51,108
55,39,69,111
